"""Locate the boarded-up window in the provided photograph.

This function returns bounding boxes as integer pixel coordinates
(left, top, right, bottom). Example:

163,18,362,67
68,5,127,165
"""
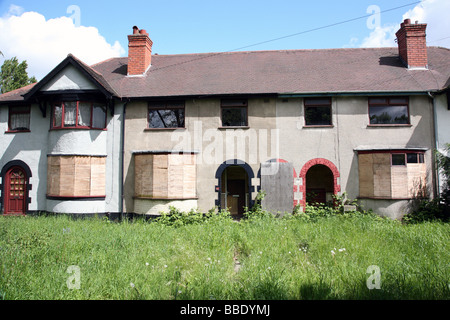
134,153,196,199
358,151,426,199
47,155,106,197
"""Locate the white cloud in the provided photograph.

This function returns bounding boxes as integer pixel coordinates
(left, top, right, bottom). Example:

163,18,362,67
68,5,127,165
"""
402,0,450,47
346,0,450,49
0,6,125,80
360,24,398,48
7,4,24,16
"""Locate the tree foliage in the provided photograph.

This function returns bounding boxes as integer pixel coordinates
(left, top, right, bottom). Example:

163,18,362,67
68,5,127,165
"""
436,143,450,207
0,57,37,94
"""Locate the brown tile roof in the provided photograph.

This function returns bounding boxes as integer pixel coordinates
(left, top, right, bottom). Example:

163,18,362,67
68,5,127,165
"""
92,46,450,98
1,46,449,103
0,83,37,103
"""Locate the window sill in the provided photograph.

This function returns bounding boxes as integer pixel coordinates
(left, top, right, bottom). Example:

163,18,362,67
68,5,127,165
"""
50,127,107,131
5,130,31,133
358,196,413,200
144,127,186,131
133,196,199,200
46,195,106,200
303,125,334,128
367,124,412,128
218,126,250,130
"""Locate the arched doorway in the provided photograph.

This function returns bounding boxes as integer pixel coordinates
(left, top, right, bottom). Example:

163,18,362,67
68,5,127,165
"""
1,160,32,215
305,164,334,205
4,167,28,215
215,160,254,217
299,158,340,209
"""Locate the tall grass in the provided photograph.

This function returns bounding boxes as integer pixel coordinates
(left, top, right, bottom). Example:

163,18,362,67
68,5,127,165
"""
0,213,448,300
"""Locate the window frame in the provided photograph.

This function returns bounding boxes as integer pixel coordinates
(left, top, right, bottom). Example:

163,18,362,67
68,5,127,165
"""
390,151,425,166
368,96,410,126
51,101,107,130
304,98,333,127
7,105,31,133
220,99,249,128
391,153,406,166
147,100,186,130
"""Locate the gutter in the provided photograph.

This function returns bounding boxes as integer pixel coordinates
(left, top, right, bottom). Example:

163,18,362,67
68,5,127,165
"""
429,91,441,198
119,98,129,221
278,91,438,98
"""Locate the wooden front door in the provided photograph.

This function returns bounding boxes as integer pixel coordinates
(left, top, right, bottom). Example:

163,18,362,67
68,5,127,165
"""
4,167,27,215
227,179,246,215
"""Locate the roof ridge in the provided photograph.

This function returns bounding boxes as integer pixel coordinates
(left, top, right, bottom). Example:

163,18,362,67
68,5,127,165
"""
150,46,399,57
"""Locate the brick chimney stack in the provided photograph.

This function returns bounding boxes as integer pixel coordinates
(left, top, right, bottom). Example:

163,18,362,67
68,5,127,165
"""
127,26,153,76
395,19,428,69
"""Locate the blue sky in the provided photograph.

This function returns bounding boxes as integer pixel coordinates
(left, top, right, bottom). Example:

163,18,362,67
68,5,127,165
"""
0,0,449,79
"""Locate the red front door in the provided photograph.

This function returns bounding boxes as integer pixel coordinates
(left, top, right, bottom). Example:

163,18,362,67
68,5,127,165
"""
4,167,27,215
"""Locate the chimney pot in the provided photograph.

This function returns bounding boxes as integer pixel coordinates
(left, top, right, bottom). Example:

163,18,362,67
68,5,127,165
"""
133,26,139,34
404,18,411,25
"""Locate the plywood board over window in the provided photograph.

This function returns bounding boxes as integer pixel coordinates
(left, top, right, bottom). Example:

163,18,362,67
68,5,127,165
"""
47,155,106,198
407,163,427,198
134,153,197,199
358,154,374,198
358,151,426,199
372,153,391,198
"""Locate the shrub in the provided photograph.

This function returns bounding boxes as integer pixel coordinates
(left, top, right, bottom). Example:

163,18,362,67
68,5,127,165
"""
403,198,448,224
243,191,275,220
293,192,376,221
155,206,232,227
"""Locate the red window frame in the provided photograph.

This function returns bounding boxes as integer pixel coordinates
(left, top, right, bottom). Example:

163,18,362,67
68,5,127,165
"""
51,101,107,130
368,97,410,126
7,105,31,132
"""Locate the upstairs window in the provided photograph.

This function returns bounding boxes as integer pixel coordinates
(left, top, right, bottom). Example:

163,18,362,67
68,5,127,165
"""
148,101,185,129
52,101,106,129
304,98,332,126
369,97,409,125
8,106,30,132
221,99,248,127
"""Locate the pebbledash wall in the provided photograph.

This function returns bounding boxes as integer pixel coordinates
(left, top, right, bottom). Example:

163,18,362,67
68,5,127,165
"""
0,65,123,215
123,94,435,220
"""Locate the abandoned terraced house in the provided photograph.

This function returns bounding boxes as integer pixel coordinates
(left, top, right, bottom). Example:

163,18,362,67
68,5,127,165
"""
1,19,449,219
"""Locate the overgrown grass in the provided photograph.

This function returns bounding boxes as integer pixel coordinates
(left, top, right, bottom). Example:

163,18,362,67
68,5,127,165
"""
0,212,448,300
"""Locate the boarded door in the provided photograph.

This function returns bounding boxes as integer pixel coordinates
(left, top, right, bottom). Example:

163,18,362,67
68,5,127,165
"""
260,161,294,215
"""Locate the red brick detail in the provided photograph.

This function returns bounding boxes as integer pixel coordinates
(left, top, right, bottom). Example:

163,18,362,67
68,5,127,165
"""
298,158,340,210
395,19,427,68
127,34,153,75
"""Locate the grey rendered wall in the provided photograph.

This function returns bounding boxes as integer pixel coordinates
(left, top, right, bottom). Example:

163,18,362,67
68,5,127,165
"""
123,94,435,218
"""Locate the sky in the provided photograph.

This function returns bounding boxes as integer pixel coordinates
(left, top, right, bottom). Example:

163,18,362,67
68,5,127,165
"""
0,0,449,80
